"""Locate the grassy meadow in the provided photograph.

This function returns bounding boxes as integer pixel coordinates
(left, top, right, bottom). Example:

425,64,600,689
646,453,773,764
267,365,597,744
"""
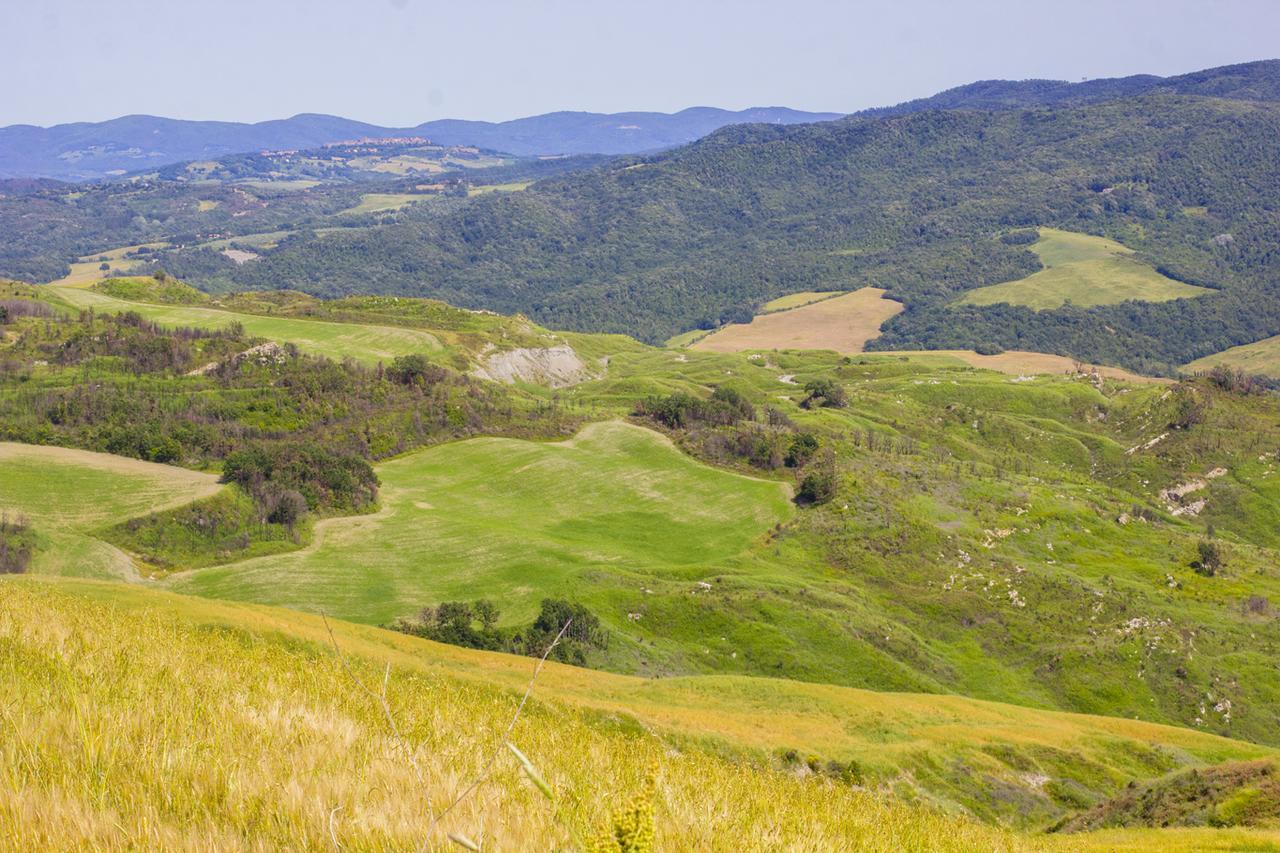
0,443,220,580
340,192,427,215
1184,333,1280,378
468,180,534,196
4,578,1279,849
171,421,792,629
47,281,443,365
958,228,1215,310
759,290,846,313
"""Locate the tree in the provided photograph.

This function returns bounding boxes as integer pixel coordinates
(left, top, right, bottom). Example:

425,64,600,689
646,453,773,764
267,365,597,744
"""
1195,539,1225,576
801,379,848,409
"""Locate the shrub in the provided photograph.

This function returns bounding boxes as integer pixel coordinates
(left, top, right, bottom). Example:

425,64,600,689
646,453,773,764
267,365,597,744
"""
1194,539,1225,576
785,433,819,468
800,379,847,409
0,514,35,574
387,353,446,385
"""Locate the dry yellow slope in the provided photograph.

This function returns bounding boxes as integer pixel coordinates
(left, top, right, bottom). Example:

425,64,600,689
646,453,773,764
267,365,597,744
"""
692,287,904,354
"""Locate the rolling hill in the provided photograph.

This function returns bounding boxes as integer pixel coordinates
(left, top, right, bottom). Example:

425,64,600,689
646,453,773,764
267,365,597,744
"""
0,107,841,181
166,91,1280,375
6,274,1280,843
5,577,1280,847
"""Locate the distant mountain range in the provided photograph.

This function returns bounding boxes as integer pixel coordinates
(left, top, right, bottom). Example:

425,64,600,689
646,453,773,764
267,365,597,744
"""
0,107,842,181
4,60,1276,182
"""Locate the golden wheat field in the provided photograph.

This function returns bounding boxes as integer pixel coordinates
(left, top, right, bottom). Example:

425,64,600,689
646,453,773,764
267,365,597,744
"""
690,287,904,355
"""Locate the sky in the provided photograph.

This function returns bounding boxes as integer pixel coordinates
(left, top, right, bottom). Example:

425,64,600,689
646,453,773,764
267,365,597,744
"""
3,0,1279,127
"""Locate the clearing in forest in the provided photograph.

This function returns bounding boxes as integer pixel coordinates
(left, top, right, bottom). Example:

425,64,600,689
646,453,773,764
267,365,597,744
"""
957,228,1214,310
691,287,903,354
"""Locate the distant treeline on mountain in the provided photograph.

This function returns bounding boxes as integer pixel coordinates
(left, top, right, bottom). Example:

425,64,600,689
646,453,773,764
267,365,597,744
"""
162,74,1280,374
857,58,1280,117
0,107,841,181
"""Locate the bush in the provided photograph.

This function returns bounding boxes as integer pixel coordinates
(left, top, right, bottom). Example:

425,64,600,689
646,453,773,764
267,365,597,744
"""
800,379,847,409
1194,539,1225,576
221,443,378,516
785,433,819,468
0,514,34,574
387,353,446,385
636,388,754,429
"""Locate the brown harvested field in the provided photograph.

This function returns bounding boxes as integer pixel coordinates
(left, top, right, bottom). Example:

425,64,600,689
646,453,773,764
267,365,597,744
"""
872,350,1170,384
691,287,903,354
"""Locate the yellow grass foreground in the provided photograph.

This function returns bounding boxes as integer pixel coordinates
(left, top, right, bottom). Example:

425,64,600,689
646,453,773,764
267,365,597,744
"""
3,578,1278,850
692,287,903,355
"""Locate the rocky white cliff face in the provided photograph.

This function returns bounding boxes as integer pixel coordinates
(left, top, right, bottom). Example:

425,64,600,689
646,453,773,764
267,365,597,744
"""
471,344,594,388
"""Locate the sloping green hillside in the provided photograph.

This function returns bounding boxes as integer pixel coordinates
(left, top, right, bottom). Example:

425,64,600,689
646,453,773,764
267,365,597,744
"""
0,443,220,579
172,421,792,628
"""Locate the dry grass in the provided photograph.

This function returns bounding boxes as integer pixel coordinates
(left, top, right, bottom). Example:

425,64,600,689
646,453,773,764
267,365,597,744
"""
691,287,903,355
0,579,1025,851
2,578,1277,850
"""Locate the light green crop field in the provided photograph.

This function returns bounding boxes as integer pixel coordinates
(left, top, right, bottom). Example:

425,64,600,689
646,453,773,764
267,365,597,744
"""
4,578,1277,849
0,443,220,580
340,192,426,215
467,181,533,196
46,283,442,364
1184,333,1280,378
760,290,846,312
197,229,296,251
958,228,1215,310
171,421,792,626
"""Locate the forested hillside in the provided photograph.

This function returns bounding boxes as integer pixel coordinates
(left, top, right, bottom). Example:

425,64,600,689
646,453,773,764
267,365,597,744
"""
857,58,1280,116
164,94,1280,373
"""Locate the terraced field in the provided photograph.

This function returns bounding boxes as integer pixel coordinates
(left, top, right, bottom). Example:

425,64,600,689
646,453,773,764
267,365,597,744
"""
171,420,792,626
691,287,904,354
47,282,442,364
957,228,1214,310
0,444,220,579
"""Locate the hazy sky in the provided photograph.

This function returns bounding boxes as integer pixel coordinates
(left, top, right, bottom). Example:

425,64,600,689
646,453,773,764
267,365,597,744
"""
4,0,1278,127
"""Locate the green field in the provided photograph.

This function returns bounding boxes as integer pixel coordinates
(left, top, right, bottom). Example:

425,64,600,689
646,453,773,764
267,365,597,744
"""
171,421,792,627
0,444,220,580
1184,333,1280,378
759,290,846,312
467,180,533,196
957,228,1215,310
47,283,443,364
340,192,427,215
4,577,1278,848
